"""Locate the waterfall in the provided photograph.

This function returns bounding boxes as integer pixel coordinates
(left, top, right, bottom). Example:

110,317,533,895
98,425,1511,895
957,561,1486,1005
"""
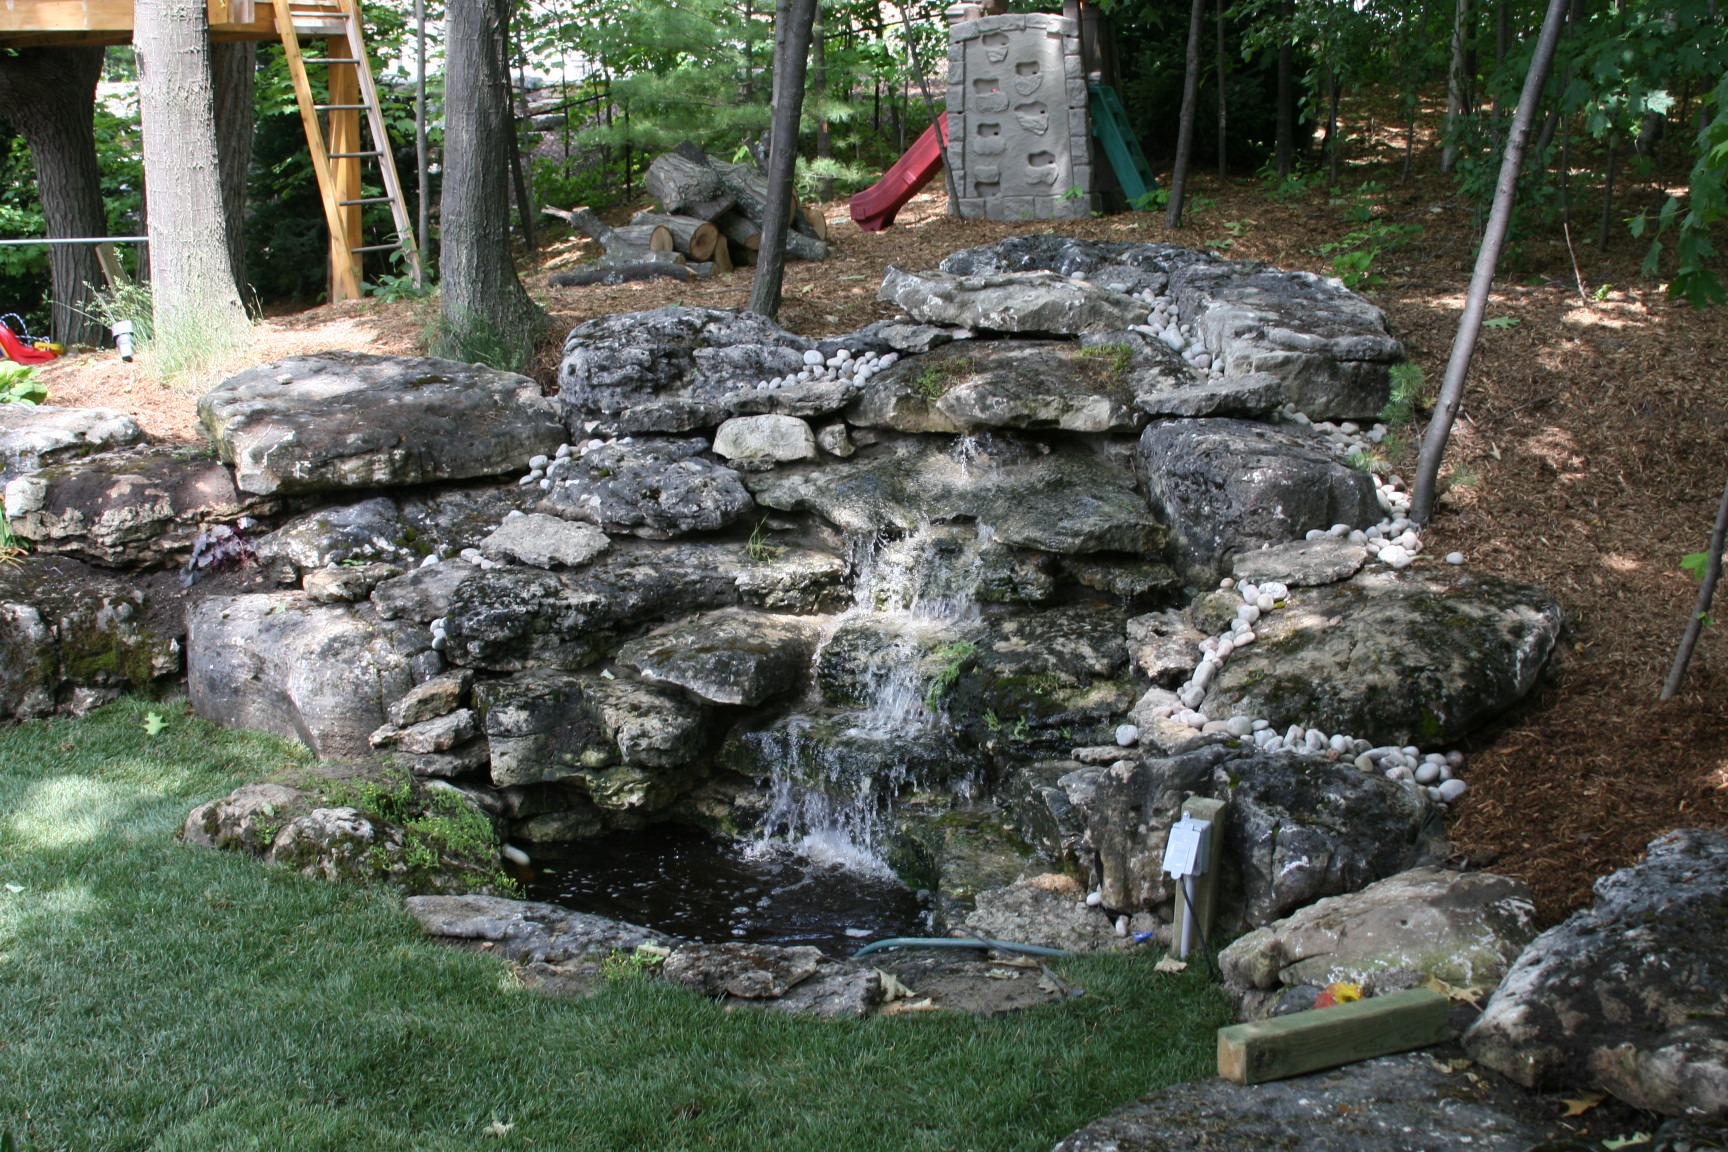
748,525,990,873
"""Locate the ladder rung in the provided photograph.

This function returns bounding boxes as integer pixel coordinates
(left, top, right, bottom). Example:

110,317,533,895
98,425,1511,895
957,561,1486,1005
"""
315,103,372,111
340,197,393,205
351,243,403,253
304,57,361,64
328,150,384,158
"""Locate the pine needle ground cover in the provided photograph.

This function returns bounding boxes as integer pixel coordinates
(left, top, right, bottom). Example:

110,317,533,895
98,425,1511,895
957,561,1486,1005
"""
0,698,1231,1152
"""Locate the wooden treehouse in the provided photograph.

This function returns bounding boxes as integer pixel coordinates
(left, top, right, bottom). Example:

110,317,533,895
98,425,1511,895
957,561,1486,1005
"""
0,0,418,301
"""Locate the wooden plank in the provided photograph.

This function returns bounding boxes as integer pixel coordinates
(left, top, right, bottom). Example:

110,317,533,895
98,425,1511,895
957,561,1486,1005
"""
1217,988,1452,1086
326,41,363,301
0,0,272,36
93,242,124,286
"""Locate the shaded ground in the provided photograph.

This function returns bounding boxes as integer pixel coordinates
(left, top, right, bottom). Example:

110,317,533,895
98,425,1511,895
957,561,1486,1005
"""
30,135,1728,922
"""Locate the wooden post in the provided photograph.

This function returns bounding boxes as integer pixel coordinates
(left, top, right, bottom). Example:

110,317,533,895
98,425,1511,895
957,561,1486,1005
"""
326,40,363,301
1169,796,1225,959
1217,988,1453,1085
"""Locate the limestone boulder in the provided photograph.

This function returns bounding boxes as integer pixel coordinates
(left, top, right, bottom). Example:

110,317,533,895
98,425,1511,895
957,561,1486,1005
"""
556,306,814,436
750,435,1166,556
1137,417,1381,581
1169,262,1404,420
851,524,1053,611
370,558,480,623
479,512,610,570
199,352,563,496
4,445,271,567
1202,571,1564,747
408,894,669,966
945,605,1136,740
1053,1052,1558,1152
847,339,1155,435
1232,535,1369,587
475,670,708,809
440,542,745,671
712,415,819,463
718,708,984,799
0,555,182,722
616,607,823,707
815,612,983,714
964,873,1122,952
1072,745,1437,926
256,486,532,577
1215,750,1439,928
303,562,402,604
186,592,425,758
1219,867,1540,994
1464,828,1728,1117
537,437,753,539
662,942,824,999
939,234,1217,297
0,404,146,485
878,265,1149,334
1133,372,1284,419
1125,609,1205,687
181,783,313,853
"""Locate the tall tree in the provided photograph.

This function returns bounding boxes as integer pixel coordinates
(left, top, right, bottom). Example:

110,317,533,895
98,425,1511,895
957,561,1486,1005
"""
1166,0,1206,228
1412,0,1569,523
748,0,818,319
134,0,250,370
440,0,545,369
211,41,256,299
0,47,109,348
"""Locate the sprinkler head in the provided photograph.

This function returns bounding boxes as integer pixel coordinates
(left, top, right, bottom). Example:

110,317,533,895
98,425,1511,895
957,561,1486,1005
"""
112,319,134,362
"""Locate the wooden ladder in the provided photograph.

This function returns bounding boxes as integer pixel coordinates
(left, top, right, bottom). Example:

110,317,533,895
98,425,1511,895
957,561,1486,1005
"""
272,0,420,301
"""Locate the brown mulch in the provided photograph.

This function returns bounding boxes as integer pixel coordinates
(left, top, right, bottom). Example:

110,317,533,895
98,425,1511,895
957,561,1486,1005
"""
29,132,1728,923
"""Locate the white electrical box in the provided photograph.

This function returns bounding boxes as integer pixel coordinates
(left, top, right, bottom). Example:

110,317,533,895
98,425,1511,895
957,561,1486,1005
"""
1162,814,1212,879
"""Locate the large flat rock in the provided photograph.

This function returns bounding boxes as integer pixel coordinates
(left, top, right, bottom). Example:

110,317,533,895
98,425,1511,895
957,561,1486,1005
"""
537,437,753,539
1202,571,1564,747
749,435,1167,556
0,404,146,485
616,607,823,707
4,444,272,568
199,352,563,496
878,265,1149,334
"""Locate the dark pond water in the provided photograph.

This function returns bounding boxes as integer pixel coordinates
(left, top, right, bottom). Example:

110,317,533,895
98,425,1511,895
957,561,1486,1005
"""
518,824,930,957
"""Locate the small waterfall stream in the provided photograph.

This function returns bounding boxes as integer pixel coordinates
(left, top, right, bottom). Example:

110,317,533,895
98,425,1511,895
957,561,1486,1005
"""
748,522,994,872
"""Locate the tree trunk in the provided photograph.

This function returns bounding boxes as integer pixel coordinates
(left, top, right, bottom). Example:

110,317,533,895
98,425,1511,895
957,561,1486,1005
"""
749,0,818,318
415,0,429,283
1442,0,1472,174
440,0,545,370
1215,0,1227,178
1660,468,1728,700
1597,134,1619,249
0,47,110,348
134,0,250,369
1275,0,1294,178
814,7,833,201
1412,0,1569,524
500,0,536,250
1166,0,1206,228
210,41,255,300
1326,66,1341,186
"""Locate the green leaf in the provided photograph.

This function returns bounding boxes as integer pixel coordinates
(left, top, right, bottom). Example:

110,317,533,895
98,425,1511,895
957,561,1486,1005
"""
1601,1134,1652,1150
1681,552,1712,581
143,712,167,737
1482,316,1519,329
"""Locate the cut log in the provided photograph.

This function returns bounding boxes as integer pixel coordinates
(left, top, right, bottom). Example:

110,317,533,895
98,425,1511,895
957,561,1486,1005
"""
614,223,675,253
680,196,737,223
542,205,655,264
630,212,720,262
710,234,733,274
801,204,830,241
645,151,724,214
550,262,694,287
715,210,763,254
709,158,783,225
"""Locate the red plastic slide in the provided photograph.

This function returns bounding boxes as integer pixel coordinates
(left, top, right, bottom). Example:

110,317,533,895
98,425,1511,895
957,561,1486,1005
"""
0,321,57,364
850,112,949,232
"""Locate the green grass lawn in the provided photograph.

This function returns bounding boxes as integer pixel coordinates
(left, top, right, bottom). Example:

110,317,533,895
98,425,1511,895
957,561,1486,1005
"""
0,698,1232,1152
